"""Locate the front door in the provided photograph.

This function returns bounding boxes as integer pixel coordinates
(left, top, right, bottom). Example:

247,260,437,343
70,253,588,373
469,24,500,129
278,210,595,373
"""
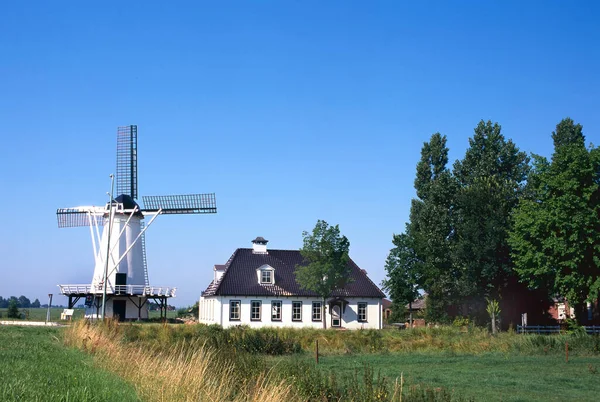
113,300,127,322
331,305,341,327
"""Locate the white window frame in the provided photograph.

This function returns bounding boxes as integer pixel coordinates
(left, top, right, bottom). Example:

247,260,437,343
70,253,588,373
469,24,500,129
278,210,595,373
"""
251,300,261,321
357,302,368,322
230,300,241,321
312,301,322,321
292,301,302,322
271,300,282,321
261,270,272,284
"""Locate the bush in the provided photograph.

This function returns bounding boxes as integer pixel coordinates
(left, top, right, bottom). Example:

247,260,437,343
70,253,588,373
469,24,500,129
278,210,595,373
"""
7,300,19,319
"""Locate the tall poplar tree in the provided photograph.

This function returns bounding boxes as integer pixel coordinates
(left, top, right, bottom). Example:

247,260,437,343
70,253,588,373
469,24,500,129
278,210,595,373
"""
408,133,458,322
509,118,600,318
452,121,529,312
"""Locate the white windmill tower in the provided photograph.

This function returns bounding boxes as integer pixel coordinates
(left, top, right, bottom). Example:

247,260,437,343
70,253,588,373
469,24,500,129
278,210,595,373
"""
57,125,217,320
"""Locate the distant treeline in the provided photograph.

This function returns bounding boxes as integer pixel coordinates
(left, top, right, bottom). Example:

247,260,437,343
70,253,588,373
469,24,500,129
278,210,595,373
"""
0,296,42,309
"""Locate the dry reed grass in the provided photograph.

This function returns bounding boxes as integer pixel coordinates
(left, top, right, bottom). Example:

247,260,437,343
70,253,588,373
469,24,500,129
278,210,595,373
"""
64,320,294,402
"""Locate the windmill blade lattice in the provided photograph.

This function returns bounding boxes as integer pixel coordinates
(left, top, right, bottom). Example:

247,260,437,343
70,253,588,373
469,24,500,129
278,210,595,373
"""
56,208,106,228
142,194,217,214
116,125,138,199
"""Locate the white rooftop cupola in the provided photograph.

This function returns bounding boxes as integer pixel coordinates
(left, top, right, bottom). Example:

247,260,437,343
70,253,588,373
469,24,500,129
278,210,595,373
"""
252,236,268,254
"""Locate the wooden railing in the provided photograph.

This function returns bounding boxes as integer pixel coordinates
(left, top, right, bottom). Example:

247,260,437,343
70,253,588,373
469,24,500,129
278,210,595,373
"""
58,284,176,297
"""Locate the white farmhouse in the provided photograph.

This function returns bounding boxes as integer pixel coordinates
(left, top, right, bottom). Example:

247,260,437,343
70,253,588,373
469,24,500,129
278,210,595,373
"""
199,237,385,329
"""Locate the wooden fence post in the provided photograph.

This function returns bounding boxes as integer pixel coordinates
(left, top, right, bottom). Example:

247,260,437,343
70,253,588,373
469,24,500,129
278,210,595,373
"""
315,339,319,364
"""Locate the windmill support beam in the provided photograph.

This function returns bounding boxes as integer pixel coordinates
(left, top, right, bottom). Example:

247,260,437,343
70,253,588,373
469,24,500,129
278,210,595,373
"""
106,209,162,278
67,296,82,309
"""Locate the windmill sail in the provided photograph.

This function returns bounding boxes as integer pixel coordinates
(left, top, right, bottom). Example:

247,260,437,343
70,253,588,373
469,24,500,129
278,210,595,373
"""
56,207,106,228
142,194,217,214
116,125,138,199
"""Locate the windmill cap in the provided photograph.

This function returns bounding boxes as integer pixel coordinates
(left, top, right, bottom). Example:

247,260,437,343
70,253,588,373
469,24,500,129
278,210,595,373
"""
251,236,268,244
113,194,142,215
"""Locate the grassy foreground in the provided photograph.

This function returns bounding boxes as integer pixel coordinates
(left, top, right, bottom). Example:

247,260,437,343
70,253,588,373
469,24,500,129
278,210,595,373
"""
283,352,600,401
0,325,139,401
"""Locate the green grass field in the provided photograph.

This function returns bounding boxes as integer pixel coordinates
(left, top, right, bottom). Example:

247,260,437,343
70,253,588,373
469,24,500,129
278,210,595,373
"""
0,326,140,401
0,307,176,321
0,307,85,321
283,352,600,401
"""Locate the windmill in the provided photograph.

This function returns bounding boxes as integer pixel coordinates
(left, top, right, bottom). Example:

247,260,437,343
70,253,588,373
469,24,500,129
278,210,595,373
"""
56,125,216,320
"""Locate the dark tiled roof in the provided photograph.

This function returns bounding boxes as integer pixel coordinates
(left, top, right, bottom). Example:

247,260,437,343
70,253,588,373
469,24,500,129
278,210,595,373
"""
406,296,426,310
202,248,385,298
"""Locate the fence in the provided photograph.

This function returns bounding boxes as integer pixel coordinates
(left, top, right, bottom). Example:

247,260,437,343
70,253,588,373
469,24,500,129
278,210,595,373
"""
517,325,600,334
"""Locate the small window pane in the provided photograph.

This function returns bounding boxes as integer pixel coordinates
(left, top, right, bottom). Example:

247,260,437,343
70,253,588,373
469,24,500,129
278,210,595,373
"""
312,302,322,321
261,270,272,284
230,300,241,320
292,301,302,321
271,301,282,321
251,300,261,321
358,303,367,322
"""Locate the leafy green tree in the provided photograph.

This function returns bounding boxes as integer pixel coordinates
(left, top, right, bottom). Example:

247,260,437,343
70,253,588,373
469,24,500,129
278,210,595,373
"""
31,298,41,308
382,233,420,326
295,220,351,329
452,121,529,317
18,295,31,308
7,299,20,318
408,133,458,323
509,118,600,320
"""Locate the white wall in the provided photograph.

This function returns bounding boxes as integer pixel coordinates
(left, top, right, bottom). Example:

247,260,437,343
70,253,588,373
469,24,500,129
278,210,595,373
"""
91,215,146,291
199,296,382,329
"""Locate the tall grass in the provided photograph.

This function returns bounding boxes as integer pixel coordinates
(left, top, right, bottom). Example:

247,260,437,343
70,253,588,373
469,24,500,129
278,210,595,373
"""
64,321,466,401
63,320,292,402
115,323,600,356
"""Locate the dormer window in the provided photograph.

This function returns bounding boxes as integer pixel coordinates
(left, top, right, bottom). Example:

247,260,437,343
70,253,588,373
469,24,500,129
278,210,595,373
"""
256,264,275,285
261,270,272,284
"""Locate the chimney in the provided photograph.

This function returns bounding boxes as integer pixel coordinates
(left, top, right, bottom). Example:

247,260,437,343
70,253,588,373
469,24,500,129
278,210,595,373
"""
214,264,226,282
251,237,268,254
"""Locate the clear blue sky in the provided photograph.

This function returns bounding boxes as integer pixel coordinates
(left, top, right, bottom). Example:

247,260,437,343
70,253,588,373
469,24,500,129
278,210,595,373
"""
1,1,598,307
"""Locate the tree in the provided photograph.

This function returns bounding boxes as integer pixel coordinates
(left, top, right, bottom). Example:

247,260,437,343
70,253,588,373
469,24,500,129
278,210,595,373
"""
509,118,600,320
408,133,458,323
486,298,501,335
18,295,31,308
382,233,420,326
31,298,41,308
452,121,529,319
295,220,351,329
7,299,19,319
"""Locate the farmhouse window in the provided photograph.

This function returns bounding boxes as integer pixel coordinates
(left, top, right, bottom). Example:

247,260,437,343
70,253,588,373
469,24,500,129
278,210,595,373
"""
251,300,261,321
292,301,302,321
271,301,282,321
261,270,273,284
312,302,322,321
357,302,367,322
230,300,241,321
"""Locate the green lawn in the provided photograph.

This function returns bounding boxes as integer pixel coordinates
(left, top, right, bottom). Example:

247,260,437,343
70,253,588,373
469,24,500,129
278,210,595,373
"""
301,352,600,401
0,307,176,321
0,307,85,321
0,326,140,401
